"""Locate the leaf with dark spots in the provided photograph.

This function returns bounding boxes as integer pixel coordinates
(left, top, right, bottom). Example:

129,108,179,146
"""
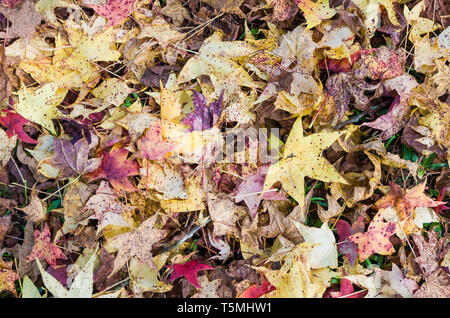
356,47,405,80
348,210,397,262
374,182,445,235
361,95,409,140
411,230,447,277
88,0,136,27
326,71,379,119
269,0,299,23
181,90,224,131
0,0,42,44
168,259,215,289
87,147,139,193
25,223,67,269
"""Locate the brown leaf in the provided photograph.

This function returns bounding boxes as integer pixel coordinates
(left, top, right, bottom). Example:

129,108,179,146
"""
414,268,450,298
0,0,42,44
109,214,168,275
0,214,11,245
412,230,447,277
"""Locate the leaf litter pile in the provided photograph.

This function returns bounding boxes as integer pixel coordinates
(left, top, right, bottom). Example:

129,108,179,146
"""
0,0,449,299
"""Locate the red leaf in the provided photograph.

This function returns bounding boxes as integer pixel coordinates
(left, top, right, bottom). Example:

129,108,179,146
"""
0,111,37,144
238,280,275,298
25,224,67,268
434,187,449,215
87,147,139,193
88,0,136,27
330,278,365,298
318,51,361,73
167,260,214,289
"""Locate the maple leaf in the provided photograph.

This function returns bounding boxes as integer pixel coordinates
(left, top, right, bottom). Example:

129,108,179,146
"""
0,111,37,144
351,0,400,34
326,71,379,119
84,181,124,221
238,280,276,298
373,182,445,235
0,259,19,297
330,278,365,298
380,264,419,298
108,215,168,276
263,116,348,208
234,166,286,219
167,259,215,289
348,209,397,262
414,268,450,298
293,221,338,269
0,0,42,44
13,83,67,135
19,191,46,223
137,123,175,160
411,230,446,277
47,137,101,179
26,223,67,268
335,218,364,266
181,90,224,132
254,243,328,298
64,16,121,63
295,0,336,29
87,147,139,193
88,0,136,27
191,276,222,298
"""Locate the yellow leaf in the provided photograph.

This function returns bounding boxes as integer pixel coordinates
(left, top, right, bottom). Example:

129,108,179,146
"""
91,78,133,107
352,0,399,35
14,83,67,135
263,117,348,208
255,243,327,298
296,0,336,29
64,17,121,62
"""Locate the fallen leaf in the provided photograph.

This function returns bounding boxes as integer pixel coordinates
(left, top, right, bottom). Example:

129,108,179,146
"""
88,0,135,27
0,259,19,296
108,214,168,275
26,223,67,269
348,209,397,262
263,116,348,208
36,246,99,298
87,147,139,193
13,83,66,135
168,259,215,289
293,221,338,269
0,111,37,144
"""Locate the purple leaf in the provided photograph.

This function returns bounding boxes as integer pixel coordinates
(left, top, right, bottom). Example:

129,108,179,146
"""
335,217,364,266
235,165,286,219
181,90,224,131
